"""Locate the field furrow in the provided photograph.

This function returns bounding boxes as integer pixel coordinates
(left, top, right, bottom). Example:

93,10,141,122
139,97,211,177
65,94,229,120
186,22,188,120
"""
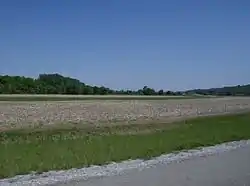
0,97,250,130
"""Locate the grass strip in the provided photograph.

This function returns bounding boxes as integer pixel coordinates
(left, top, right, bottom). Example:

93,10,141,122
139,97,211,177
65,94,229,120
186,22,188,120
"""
0,112,250,178
0,95,207,101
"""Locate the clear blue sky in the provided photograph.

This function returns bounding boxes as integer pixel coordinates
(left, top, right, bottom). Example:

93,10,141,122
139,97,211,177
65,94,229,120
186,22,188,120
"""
1,0,249,91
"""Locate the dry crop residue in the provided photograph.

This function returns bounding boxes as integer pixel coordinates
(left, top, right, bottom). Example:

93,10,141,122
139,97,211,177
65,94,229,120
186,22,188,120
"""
0,97,250,129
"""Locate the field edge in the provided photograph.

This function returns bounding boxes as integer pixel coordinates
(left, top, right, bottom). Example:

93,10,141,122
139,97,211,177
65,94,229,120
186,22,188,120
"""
0,112,250,179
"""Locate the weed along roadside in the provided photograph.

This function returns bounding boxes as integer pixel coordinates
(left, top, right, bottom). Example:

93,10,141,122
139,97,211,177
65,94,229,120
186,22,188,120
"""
0,112,250,179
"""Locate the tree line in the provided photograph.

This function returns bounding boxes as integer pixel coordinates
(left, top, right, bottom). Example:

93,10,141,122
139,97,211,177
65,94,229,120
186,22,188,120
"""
0,73,249,96
0,74,179,95
185,85,250,96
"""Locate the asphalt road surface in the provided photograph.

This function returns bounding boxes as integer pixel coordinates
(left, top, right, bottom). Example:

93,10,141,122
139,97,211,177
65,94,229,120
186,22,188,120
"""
60,145,250,186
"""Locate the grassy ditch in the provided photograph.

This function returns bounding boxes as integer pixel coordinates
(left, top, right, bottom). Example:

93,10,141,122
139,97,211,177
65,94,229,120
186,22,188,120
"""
0,112,250,178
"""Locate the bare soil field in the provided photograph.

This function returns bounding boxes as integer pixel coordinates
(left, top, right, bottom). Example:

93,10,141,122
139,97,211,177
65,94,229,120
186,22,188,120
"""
0,97,250,130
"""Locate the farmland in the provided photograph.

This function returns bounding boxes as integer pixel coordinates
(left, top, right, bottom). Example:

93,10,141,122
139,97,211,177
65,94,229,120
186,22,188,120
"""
0,95,250,179
1,111,250,179
0,96,249,131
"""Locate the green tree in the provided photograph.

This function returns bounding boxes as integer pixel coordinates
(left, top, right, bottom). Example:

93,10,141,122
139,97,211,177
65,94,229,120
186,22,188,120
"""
158,89,164,95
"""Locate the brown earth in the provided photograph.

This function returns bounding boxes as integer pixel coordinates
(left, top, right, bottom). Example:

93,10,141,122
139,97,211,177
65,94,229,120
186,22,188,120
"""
0,97,250,130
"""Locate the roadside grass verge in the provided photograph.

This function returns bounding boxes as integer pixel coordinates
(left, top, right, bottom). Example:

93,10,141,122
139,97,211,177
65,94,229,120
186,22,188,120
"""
0,112,249,178
0,95,209,101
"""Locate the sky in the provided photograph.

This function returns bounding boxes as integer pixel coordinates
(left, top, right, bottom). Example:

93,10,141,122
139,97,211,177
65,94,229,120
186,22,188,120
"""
0,0,249,91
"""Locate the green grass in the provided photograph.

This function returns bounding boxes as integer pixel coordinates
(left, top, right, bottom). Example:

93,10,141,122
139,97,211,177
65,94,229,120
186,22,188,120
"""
0,112,250,178
0,95,209,101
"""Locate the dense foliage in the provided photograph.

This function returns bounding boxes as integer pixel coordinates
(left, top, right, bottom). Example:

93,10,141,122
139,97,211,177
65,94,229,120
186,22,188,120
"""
0,74,179,95
0,74,249,96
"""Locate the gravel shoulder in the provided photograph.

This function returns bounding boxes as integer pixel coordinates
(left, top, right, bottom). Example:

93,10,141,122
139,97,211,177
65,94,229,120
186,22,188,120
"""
1,140,249,186
67,141,250,186
0,97,250,185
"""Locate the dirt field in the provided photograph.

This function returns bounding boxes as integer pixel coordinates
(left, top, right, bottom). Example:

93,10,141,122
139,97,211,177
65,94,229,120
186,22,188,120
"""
0,97,250,130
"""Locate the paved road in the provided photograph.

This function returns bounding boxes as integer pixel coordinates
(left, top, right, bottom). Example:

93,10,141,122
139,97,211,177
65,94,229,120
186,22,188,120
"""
61,145,250,186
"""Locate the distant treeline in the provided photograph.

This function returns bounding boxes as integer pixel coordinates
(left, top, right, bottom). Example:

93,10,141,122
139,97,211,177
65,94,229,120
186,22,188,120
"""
0,73,249,96
185,85,250,96
0,74,180,95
